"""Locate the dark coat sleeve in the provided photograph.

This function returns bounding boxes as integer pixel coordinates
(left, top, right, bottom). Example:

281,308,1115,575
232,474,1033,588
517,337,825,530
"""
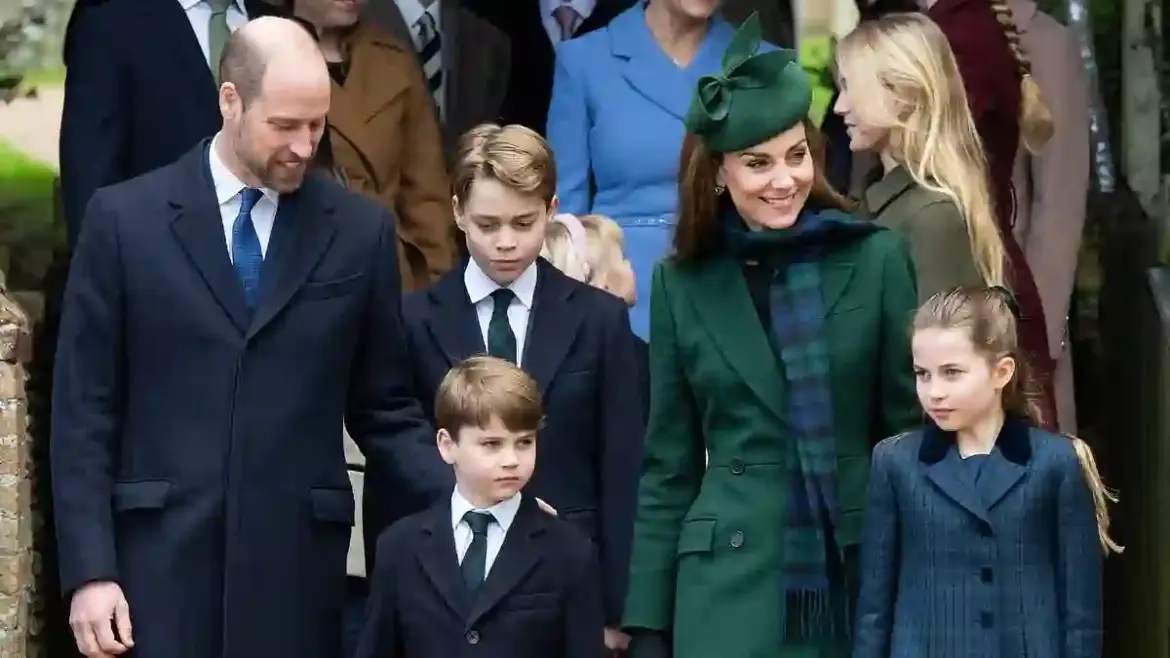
59,6,127,246
353,527,403,658
853,438,901,658
565,541,607,658
346,209,450,565
1055,448,1103,658
50,193,125,594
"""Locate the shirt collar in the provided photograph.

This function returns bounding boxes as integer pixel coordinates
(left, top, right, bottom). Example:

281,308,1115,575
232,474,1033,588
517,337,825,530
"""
463,258,538,309
395,0,436,29
178,0,242,11
450,487,522,534
208,133,279,207
540,0,596,21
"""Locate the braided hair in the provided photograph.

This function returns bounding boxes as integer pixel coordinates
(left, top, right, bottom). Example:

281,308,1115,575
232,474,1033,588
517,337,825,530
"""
989,0,1054,152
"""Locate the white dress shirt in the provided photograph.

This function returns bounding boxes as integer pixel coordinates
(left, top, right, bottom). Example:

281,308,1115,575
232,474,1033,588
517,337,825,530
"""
541,0,596,44
464,259,538,366
395,0,446,106
177,0,249,66
209,133,279,259
451,488,522,577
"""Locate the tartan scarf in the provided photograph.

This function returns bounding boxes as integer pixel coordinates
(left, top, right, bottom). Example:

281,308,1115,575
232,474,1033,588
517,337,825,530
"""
721,205,881,640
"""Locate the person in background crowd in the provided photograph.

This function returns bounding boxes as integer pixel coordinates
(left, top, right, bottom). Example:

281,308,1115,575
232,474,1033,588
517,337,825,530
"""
59,0,282,245
52,19,445,658
355,356,605,658
621,16,920,658
364,0,632,142
723,0,797,47
854,287,1118,658
834,13,1007,300
1008,0,1091,434
922,0,1059,429
820,0,920,194
401,123,645,654
287,0,455,292
547,0,760,340
541,213,646,421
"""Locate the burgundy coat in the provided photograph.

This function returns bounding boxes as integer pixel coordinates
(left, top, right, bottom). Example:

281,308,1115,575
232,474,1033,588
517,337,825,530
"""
928,0,1057,428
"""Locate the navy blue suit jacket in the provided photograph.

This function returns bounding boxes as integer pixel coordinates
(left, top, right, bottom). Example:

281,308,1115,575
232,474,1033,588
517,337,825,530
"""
356,494,605,658
399,258,645,624
51,141,445,658
59,0,282,245
854,417,1103,658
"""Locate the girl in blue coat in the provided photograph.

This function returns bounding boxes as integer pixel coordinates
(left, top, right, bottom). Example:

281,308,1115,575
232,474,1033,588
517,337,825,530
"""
855,287,1121,658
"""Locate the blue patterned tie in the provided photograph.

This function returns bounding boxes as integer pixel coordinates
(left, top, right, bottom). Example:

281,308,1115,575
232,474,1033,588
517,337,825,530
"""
232,188,264,310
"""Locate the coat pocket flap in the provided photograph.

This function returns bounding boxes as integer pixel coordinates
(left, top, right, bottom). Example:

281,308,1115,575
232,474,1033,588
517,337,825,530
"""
675,519,716,556
113,481,172,511
310,487,356,526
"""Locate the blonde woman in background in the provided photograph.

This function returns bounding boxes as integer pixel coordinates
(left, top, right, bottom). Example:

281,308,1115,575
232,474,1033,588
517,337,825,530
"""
833,12,1007,302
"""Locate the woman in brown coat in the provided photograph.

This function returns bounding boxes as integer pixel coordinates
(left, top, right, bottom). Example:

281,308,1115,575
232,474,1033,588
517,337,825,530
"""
290,0,455,293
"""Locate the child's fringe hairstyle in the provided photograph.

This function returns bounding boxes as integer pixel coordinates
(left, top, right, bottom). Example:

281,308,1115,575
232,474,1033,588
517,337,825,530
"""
452,123,557,207
913,287,1122,555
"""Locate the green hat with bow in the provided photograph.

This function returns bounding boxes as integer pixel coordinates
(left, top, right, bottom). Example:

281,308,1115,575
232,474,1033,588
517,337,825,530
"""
684,13,813,153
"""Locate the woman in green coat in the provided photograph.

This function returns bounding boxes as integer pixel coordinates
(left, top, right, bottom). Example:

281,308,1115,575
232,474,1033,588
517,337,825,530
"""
622,15,922,658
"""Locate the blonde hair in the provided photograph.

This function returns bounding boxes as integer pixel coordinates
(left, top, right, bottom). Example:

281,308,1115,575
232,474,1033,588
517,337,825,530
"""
913,288,1123,555
434,356,544,438
837,13,1006,288
452,123,557,207
989,0,1055,152
542,214,629,291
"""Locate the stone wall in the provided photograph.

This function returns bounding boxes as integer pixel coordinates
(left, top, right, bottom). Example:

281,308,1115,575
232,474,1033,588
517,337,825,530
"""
0,283,36,657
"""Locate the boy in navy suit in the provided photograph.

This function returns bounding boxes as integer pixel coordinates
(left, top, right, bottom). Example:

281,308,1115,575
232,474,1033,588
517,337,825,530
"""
355,356,605,658
396,123,645,652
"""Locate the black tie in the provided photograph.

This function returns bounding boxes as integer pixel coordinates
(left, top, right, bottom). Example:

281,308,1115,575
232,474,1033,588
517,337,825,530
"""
461,510,494,592
487,289,517,363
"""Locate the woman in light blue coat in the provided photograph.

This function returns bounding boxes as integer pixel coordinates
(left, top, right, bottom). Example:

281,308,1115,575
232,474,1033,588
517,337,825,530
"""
548,0,758,339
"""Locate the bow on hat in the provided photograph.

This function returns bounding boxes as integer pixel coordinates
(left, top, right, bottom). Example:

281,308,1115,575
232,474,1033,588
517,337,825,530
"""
684,13,812,153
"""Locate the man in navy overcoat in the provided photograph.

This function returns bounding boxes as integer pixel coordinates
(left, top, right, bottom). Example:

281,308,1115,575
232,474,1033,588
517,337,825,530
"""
50,18,447,658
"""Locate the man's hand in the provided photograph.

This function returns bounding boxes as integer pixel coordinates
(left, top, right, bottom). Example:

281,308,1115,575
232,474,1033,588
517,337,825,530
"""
605,626,631,653
69,581,134,657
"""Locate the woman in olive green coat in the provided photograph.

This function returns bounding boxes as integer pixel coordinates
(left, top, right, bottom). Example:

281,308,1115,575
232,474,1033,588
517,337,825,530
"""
833,14,1008,301
622,15,921,658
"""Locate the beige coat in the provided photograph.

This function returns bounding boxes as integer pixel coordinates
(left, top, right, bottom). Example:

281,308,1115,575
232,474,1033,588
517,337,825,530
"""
1009,0,1091,432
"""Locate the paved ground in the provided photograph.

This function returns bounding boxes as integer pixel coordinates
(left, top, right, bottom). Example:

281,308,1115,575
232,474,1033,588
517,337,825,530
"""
0,88,63,170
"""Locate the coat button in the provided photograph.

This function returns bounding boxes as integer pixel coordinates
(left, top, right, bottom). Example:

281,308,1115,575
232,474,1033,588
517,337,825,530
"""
729,531,744,548
466,630,480,644
979,611,994,629
730,459,745,475
981,567,993,583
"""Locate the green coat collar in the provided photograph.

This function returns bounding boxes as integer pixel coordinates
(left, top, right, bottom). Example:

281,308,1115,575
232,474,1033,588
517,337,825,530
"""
679,251,857,424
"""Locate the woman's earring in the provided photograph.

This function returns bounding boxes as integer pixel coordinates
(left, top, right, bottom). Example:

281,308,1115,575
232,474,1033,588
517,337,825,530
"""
714,183,726,195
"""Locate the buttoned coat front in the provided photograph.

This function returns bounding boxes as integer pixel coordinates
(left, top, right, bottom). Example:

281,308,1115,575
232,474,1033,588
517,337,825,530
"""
622,228,923,658
853,419,1103,658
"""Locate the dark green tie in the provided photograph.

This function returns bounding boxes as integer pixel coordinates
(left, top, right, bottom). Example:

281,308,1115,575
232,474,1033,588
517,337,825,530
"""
209,0,232,85
461,510,494,592
487,289,517,363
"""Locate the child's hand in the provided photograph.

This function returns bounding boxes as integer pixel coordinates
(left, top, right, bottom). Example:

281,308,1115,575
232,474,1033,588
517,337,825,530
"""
604,627,631,652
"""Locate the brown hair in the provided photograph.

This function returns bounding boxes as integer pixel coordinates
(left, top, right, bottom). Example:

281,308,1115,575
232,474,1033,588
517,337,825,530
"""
989,0,1055,152
913,287,1123,554
452,123,557,208
434,356,544,438
673,118,856,263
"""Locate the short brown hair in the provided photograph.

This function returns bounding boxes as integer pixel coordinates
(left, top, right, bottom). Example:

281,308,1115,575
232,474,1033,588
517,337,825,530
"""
452,123,557,207
434,356,543,438
673,118,855,263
